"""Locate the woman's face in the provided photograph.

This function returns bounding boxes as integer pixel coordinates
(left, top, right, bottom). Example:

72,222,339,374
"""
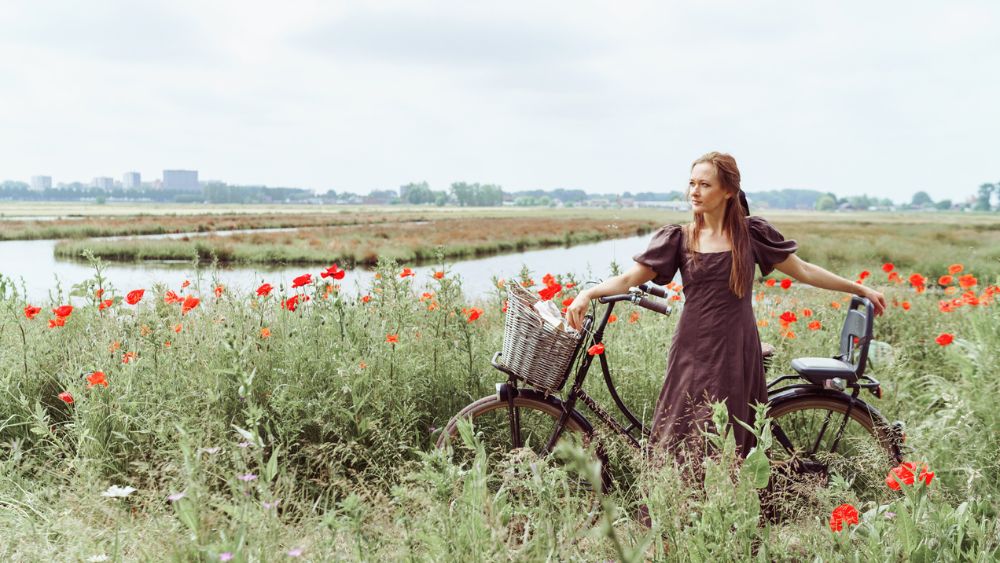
688,162,731,215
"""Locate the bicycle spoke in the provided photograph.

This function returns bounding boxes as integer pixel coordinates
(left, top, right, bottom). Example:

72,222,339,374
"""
808,410,834,455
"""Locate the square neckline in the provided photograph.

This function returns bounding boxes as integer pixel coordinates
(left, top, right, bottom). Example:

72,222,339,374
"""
680,225,732,254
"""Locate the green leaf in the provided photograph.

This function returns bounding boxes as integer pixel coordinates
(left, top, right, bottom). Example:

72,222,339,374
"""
741,447,770,489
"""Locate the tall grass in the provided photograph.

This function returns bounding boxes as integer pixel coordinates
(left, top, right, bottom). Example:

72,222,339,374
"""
0,250,998,560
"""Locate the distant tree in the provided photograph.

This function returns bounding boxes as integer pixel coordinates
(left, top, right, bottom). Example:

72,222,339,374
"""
450,182,502,206
401,181,434,204
847,194,876,210
451,182,472,206
815,194,837,211
974,183,995,211
935,199,952,210
911,191,933,207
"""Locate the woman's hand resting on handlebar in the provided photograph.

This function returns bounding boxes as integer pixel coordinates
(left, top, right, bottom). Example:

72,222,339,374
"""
859,286,888,317
566,290,591,331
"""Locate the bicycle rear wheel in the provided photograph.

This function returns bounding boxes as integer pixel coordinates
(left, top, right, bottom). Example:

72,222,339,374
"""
765,392,901,514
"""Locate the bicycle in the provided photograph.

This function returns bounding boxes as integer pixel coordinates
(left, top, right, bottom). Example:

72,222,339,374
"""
436,281,905,501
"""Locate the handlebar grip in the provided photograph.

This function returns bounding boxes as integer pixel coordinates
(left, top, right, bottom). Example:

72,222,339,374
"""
637,296,670,315
638,283,668,298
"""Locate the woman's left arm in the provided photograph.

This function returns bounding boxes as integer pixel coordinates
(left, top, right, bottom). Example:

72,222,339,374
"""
772,254,888,316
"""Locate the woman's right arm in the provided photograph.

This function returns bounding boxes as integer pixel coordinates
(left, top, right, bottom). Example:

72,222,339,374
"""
565,262,658,330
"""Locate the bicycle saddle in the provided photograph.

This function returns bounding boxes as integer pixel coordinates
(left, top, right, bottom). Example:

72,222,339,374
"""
790,357,857,385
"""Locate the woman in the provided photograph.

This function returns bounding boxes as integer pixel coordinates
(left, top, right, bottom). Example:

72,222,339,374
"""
566,151,887,464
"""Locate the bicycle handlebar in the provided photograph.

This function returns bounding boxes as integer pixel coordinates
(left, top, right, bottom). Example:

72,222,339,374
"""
637,283,667,298
597,286,672,315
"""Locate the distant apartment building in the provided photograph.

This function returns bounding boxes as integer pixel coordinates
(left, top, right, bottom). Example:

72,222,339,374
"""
30,175,52,191
163,169,200,191
122,171,141,189
92,177,115,190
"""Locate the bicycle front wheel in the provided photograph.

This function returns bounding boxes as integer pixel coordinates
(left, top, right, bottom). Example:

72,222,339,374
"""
436,390,600,489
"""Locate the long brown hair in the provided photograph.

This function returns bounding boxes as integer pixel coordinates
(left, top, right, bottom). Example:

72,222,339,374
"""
684,151,752,299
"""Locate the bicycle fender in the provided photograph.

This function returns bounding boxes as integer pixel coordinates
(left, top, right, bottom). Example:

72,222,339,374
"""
767,384,889,422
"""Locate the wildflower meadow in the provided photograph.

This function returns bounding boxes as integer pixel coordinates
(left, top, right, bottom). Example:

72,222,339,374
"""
1,252,998,561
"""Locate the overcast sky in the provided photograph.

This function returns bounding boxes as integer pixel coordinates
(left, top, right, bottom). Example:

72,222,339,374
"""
1,1,997,201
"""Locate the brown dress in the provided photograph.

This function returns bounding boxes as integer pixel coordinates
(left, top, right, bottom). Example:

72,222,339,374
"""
632,216,798,460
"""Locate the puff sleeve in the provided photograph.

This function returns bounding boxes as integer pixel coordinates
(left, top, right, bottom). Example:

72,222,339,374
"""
632,225,683,286
748,216,798,276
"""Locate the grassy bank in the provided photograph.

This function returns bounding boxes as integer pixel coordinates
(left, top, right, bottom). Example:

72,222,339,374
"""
49,211,1000,280
53,215,664,266
1,250,998,560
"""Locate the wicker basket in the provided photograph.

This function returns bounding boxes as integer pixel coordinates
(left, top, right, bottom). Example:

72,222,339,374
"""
498,283,584,393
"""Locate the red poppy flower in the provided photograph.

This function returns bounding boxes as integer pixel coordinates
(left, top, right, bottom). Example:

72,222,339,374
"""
830,301,841,309
386,333,399,344
562,297,574,307
783,330,796,339
538,283,562,301
901,301,910,310
801,308,813,317
321,264,346,280
122,351,137,364
829,503,859,532
400,268,415,278
958,274,977,289
86,371,109,389
214,285,224,297
181,280,191,289
608,314,617,323
779,311,798,324
587,343,605,356
99,299,113,310
181,295,200,315
501,300,508,313
629,311,640,323
859,270,870,280
431,270,444,280
283,295,300,311
126,289,145,305
882,263,894,272
256,283,273,297
24,305,41,319
765,279,776,287
466,308,483,322
565,282,575,289
48,317,66,328
542,273,556,286
361,295,371,303
935,333,954,346
908,273,926,287
938,275,953,286
260,327,271,338
52,305,73,318
164,290,184,304
173,323,183,333
292,273,312,288
948,264,963,274
95,288,104,298
669,294,681,301
808,320,821,330
58,391,74,404
888,271,902,283
886,461,933,490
